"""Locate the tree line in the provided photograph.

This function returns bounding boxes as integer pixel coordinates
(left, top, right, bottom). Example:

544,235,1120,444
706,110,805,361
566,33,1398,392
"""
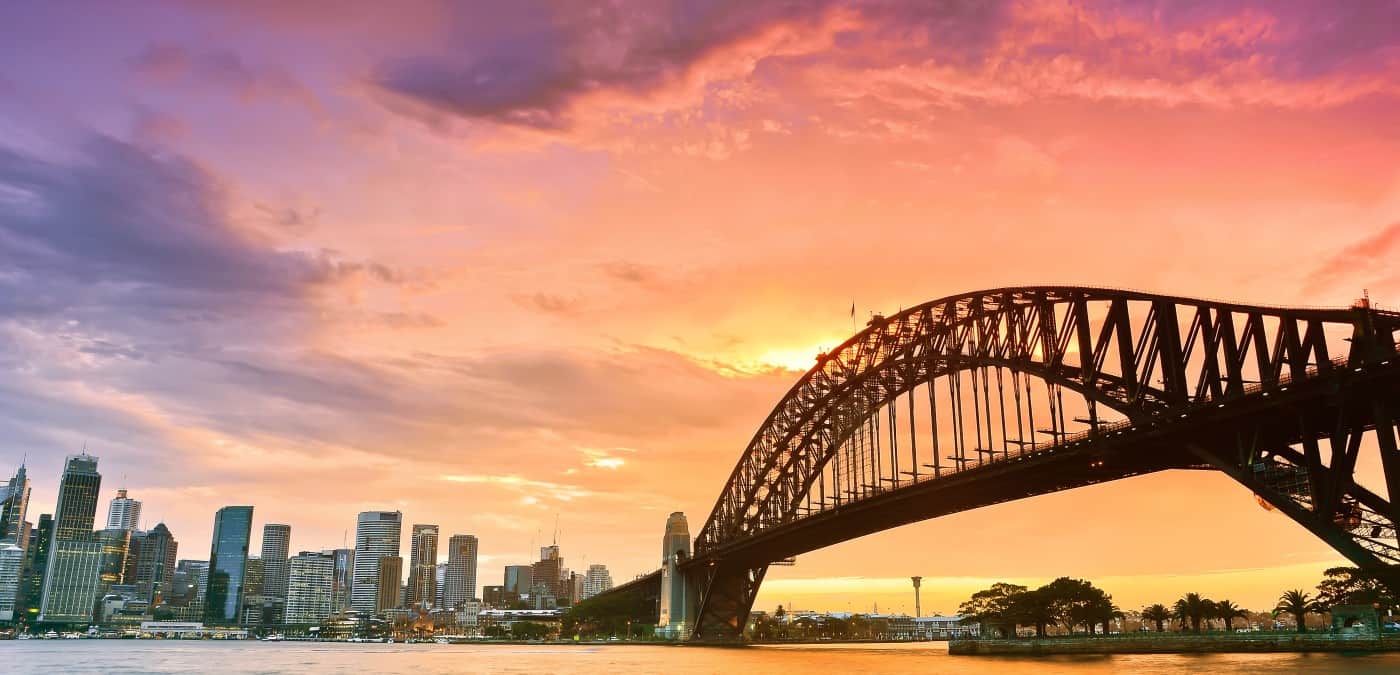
960,566,1397,638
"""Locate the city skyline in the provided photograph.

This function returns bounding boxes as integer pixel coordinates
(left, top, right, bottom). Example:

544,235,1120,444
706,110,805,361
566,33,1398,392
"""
1,0,1398,617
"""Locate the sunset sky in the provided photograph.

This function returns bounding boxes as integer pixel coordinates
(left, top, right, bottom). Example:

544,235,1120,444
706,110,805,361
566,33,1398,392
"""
2,1,1398,615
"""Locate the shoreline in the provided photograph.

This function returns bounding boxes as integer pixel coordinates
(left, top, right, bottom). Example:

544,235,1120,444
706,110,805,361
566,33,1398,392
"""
949,634,1400,655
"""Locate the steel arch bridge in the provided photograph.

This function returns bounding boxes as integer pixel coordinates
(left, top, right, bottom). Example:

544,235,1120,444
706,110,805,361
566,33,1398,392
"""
675,286,1400,641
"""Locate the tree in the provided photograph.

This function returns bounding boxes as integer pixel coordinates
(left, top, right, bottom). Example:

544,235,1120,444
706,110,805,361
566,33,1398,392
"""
1173,593,1211,633
958,583,1028,639
1214,599,1248,632
511,621,553,640
1275,590,1322,634
1010,588,1057,638
1142,604,1171,632
1316,567,1395,614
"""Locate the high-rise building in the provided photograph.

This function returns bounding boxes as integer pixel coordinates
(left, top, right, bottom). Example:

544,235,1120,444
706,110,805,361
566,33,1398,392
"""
173,559,208,606
39,454,103,624
406,524,438,609
504,565,533,597
104,488,142,531
435,562,446,608
582,564,613,600
330,548,353,613
241,557,266,626
15,513,52,623
203,505,253,624
350,511,401,612
375,556,402,613
260,524,291,601
127,523,178,605
442,534,478,609
0,543,23,621
95,527,132,601
531,545,564,600
0,463,30,547
657,511,691,637
285,551,335,624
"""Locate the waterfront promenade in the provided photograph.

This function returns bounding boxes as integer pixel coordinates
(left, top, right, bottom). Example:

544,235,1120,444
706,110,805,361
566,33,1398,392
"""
950,633,1400,655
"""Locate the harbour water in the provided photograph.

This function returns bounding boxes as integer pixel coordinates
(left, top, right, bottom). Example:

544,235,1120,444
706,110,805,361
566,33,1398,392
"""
8,640,1400,674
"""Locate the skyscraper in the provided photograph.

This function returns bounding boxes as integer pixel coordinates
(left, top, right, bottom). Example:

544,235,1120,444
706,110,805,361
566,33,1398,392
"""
0,463,30,547
330,548,354,613
657,511,691,637
442,534,478,609
39,453,103,624
104,488,142,532
350,511,401,612
376,556,402,613
203,505,254,624
260,524,291,601
0,543,22,621
15,513,52,622
285,551,335,624
532,544,564,600
95,527,132,600
582,564,613,600
504,565,533,597
128,523,178,604
406,524,438,609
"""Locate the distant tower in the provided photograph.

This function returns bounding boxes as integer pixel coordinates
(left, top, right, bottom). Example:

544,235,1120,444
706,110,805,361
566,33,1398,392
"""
105,488,142,531
350,511,402,612
442,534,478,609
40,453,103,623
260,524,291,600
203,505,254,624
0,463,30,547
656,512,692,638
911,576,923,618
406,524,439,609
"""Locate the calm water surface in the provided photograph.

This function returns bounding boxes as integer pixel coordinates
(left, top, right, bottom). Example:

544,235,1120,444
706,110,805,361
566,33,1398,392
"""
8,640,1400,674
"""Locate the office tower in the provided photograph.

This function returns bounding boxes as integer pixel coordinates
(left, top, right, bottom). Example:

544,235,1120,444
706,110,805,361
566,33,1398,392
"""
531,546,563,600
375,556,402,612
104,488,142,531
482,585,505,607
260,524,291,601
95,527,132,601
330,548,353,613
582,564,613,600
15,513,52,622
406,524,438,609
435,562,446,608
127,523,178,604
0,543,22,621
204,505,254,624
39,454,103,624
241,557,266,626
504,565,533,597
442,534,478,609
657,511,691,636
0,463,30,546
173,559,208,606
350,511,401,612
285,551,335,624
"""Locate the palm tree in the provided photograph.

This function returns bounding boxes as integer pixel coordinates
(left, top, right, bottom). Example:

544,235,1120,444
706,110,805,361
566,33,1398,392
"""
1174,593,1210,633
1214,599,1248,632
1141,604,1171,632
1275,590,1320,633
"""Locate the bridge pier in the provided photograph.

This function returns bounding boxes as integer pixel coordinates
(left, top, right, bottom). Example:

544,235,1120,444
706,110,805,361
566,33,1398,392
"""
688,562,768,642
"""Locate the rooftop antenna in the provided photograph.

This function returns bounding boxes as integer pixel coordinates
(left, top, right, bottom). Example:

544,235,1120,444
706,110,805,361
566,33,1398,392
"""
553,514,559,547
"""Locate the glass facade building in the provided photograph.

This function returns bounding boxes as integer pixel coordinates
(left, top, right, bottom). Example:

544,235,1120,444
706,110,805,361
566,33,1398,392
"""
40,454,103,624
203,505,253,624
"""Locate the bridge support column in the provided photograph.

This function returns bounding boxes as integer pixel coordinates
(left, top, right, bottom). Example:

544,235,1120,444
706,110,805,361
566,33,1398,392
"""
689,562,768,641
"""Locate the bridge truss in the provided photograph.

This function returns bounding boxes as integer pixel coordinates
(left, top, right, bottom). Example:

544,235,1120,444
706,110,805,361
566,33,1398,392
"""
687,287,1400,640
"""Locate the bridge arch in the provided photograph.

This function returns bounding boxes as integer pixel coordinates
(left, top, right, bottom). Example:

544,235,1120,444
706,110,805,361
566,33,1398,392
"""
686,287,1400,640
